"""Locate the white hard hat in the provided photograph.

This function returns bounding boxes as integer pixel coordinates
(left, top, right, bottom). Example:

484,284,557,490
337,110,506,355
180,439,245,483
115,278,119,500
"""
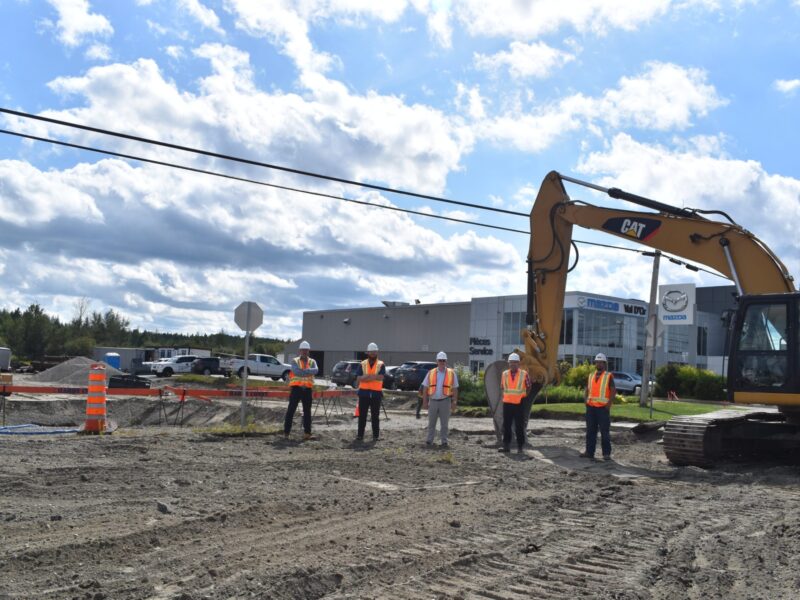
299,340,311,350
436,351,447,361
367,342,379,352
594,353,607,363
508,353,520,362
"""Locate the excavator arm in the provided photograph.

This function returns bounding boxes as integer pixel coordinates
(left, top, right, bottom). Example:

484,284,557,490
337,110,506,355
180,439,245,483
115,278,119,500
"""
520,170,795,388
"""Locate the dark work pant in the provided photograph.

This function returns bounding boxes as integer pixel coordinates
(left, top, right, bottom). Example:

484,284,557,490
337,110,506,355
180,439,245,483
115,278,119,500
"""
284,386,313,435
585,405,611,457
416,396,423,416
502,402,526,449
357,391,382,439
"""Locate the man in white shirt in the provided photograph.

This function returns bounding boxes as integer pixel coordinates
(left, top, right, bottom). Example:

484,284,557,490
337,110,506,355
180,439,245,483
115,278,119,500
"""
422,352,459,447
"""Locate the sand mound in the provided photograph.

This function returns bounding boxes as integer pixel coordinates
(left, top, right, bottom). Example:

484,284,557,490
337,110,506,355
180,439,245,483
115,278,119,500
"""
30,356,124,385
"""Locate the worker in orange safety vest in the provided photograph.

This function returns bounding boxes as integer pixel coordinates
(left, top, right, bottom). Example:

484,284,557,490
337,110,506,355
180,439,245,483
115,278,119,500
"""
284,340,318,440
354,342,385,442
498,353,532,454
580,353,616,460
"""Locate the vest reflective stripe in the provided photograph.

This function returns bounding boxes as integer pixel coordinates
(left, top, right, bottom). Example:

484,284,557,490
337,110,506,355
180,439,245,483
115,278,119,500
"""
289,357,315,388
502,369,527,404
587,371,613,407
359,360,384,391
427,368,455,397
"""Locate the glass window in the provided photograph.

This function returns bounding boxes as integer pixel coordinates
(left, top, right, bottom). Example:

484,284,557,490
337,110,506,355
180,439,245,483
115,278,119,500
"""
502,311,526,345
734,303,789,390
697,326,708,356
560,309,574,345
739,304,787,351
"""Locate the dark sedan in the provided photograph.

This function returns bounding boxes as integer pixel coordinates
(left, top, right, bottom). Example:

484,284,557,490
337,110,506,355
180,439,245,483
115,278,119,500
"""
191,357,227,376
331,360,361,387
393,361,437,391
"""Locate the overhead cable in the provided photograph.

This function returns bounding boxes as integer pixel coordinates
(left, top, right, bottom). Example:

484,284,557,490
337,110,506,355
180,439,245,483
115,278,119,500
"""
0,128,726,279
0,107,528,217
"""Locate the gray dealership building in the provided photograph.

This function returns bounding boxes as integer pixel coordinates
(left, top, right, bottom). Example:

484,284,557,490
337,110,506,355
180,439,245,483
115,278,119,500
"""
296,285,737,376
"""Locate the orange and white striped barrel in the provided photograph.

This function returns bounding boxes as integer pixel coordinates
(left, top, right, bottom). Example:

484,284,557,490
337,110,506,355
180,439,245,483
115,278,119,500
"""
83,363,107,433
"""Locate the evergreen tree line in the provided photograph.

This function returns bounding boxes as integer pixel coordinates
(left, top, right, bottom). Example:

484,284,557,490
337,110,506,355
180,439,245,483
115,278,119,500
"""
0,303,287,362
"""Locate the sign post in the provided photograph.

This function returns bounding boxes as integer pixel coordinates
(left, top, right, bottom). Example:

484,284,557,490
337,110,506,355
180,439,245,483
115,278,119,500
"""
640,252,661,410
234,301,264,428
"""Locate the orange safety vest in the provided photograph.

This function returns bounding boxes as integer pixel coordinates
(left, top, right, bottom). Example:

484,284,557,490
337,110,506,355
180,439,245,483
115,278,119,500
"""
502,369,528,404
358,359,384,392
289,357,315,388
426,368,455,397
587,371,613,407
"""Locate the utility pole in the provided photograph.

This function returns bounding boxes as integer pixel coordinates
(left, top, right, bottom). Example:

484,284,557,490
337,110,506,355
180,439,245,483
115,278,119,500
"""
640,251,661,409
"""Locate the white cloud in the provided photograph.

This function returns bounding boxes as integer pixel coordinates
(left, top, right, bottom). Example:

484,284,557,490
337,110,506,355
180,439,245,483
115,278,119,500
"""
45,0,113,47
455,83,487,119
475,41,575,79
774,78,800,95
475,62,725,153
165,45,185,59
179,0,225,34
84,43,111,61
0,160,104,226
577,133,800,278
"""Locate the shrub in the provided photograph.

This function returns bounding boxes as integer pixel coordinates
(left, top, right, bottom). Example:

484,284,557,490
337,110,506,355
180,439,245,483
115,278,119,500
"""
655,364,680,397
677,365,699,397
454,366,487,407
562,362,595,389
656,364,726,401
694,369,726,401
537,385,584,404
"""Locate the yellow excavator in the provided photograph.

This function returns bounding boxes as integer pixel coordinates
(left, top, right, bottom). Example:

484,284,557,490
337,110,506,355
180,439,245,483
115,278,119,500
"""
510,171,797,467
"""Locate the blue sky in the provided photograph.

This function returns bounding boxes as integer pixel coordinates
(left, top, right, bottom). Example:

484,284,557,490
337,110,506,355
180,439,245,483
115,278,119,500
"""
0,0,798,338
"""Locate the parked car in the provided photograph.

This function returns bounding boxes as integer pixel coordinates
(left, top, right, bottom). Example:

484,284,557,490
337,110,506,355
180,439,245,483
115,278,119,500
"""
152,355,199,377
611,372,644,395
221,354,292,380
331,360,361,387
393,361,437,391
383,366,399,390
191,357,227,376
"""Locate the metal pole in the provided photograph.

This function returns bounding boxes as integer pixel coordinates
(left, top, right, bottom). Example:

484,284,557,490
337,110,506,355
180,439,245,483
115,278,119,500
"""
640,251,661,410
241,312,251,428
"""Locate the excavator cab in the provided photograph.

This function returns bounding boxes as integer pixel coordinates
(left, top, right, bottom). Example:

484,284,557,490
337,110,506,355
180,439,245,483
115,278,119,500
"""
728,293,800,409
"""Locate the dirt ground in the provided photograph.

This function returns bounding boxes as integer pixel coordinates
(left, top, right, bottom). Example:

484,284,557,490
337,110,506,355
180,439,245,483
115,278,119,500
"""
2,393,800,600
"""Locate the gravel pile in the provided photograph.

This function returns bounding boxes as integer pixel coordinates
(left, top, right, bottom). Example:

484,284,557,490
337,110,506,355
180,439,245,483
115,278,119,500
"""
29,356,124,385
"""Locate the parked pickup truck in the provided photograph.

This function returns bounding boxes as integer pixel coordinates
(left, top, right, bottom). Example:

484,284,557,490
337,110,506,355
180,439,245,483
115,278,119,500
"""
222,354,292,381
151,355,199,377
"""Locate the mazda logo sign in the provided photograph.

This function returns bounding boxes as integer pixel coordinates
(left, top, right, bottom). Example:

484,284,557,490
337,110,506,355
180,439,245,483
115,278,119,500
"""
662,290,689,312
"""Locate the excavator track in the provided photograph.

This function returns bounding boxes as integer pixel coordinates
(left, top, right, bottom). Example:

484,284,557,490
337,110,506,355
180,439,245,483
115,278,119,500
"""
664,408,800,467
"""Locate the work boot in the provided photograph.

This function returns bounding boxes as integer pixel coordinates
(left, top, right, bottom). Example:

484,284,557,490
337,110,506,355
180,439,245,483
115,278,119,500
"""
284,432,290,440
498,446,510,453
517,447,524,454
416,413,421,419
304,433,314,441
603,454,612,461
579,451,594,459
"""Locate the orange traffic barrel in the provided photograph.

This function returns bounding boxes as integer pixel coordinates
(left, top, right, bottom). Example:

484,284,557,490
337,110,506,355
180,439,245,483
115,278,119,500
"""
81,363,108,434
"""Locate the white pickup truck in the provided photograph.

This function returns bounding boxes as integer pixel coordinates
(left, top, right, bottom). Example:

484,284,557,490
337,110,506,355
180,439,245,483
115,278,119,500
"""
222,354,292,380
151,355,199,377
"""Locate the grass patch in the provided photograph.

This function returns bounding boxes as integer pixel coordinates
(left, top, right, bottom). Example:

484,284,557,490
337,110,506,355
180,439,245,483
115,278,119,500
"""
436,451,456,464
193,422,281,437
532,400,735,422
455,406,489,418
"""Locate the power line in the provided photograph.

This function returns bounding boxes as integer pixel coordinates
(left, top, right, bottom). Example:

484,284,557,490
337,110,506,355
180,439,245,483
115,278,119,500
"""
0,128,528,235
0,107,529,217
0,127,727,280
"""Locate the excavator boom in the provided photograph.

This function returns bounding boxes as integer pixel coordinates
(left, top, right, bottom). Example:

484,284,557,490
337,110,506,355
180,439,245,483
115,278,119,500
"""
509,171,799,467
521,171,794,390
